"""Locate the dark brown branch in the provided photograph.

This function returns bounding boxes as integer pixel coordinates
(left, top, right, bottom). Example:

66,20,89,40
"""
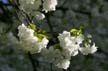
28,52,37,71
44,12,58,43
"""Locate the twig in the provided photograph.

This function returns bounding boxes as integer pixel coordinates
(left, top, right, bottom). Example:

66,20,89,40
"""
44,12,58,43
28,52,37,71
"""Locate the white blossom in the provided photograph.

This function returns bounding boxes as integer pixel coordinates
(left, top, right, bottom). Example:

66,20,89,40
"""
19,0,41,13
41,46,70,69
58,31,71,48
79,43,98,55
58,31,84,56
39,30,98,69
56,59,70,69
17,24,49,54
43,0,58,12
38,38,49,48
32,11,45,20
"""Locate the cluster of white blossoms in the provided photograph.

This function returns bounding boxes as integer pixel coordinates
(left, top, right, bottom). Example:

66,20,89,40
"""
58,31,98,56
58,31,84,56
41,46,71,69
1,0,98,70
9,23,98,69
41,31,98,69
17,24,49,54
19,0,58,20
19,0,41,13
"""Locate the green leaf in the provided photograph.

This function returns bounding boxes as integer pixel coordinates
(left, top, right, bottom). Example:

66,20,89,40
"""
27,24,36,30
27,24,47,41
34,31,47,42
70,28,82,36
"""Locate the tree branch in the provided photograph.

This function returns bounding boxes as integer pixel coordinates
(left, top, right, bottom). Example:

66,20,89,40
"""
28,52,37,71
44,12,58,44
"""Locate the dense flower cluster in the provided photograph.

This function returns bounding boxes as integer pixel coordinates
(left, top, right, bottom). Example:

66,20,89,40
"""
58,31,98,55
41,31,98,69
9,0,98,69
19,0,58,20
12,23,97,69
0,0,99,70
58,31,84,56
19,0,41,13
9,24,98,69
41,46,70,69
17,24,49,54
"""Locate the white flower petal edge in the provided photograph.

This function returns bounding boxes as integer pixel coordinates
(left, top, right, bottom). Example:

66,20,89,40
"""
79,43,98,55
32,11,45,20
56,59,70,69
